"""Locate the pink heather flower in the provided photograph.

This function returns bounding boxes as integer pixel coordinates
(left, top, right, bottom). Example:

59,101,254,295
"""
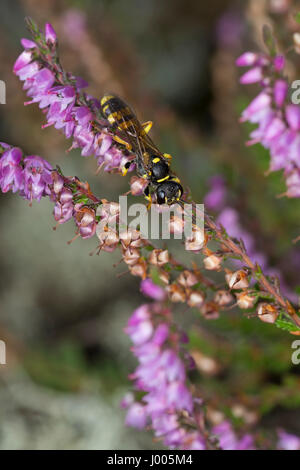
0,147,24,193
285,105,300,131
13,51,33,73
74,205,97,239
237,50,300,198
240,67,263,84
285,169,300,198
13,26,134,176
125,403,147,429
213,421,254,450
204,175,227,211
53,188,74,224
236,52,258,67
45,23,57,43
124,303,206,449
240,91,272,123
152,324,169,346
277,430,300,450
15,61,39,81
140,279,166,301
120,392,134,409
274,80,288,107
125,305,154,345
274,55,285,72
20,38,37,49
23,156,52,202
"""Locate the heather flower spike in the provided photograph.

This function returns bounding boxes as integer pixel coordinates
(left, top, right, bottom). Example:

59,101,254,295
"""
237,31,300,199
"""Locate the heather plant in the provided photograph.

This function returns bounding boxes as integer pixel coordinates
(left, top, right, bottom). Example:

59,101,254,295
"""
1,16,300,450
237,18,300,199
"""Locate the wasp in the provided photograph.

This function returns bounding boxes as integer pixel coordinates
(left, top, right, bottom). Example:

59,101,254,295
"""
100,94,183,206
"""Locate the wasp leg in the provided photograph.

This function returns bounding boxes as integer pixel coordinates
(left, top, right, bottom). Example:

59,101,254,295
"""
144,185,152,210
113,135,132,150
141,121,153,135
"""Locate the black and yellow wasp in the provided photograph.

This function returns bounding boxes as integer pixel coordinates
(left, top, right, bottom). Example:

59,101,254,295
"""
100,94,183,206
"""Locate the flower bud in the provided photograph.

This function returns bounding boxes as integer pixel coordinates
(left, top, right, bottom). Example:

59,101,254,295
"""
201,302,219,320
177,270,198,288
185,226,205,252
45,23,57,44
187,290,205,308
140,279,166,301
148,249,169,267
257,303,278,324
159,270,170,285
52,171,64,194
236,292,255,309
191,351,220,375
227,270,249,290
203,254,222,271
166,284,186,303
168,215,185,235
236,52,258,67
98,228,119,247
123,247,140,266
214,290,233,307
129,259,147,279
130,176,149,196
294,33,300,55
119,229,141,249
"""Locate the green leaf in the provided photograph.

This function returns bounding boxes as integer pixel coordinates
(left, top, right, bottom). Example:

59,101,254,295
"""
275,318,300,333
150,267,164,286
295,12,300,24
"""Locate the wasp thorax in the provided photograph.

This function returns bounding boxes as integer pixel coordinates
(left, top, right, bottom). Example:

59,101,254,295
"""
150,156,169,182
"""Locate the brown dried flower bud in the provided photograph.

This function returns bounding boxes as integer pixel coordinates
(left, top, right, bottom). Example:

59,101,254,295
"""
168,215,185,235
177,270,199,288
166,284,186,303
214,290,233,307
236,292,255,309
190,351,220,376
129,259,147,279
148,249,169,267
185,226,205,252
201,302,220,320
203,254,222,271
97,228,119,246
227,270,249,290
257,303,279,324
294,33,300,55
187,290,205,308
119,229,141,249
130,176,149,196
159,270,170,285
123,247,140,266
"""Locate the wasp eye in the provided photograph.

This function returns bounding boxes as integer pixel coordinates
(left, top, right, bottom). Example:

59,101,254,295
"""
156,189,165,205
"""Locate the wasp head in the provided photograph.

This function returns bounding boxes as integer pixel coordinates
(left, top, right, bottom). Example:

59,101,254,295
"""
156,179,183,205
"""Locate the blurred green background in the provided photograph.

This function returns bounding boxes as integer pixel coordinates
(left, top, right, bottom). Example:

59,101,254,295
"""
0,0,300,449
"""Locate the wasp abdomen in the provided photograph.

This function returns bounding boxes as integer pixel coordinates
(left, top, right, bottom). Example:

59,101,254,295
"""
100,95,136,132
